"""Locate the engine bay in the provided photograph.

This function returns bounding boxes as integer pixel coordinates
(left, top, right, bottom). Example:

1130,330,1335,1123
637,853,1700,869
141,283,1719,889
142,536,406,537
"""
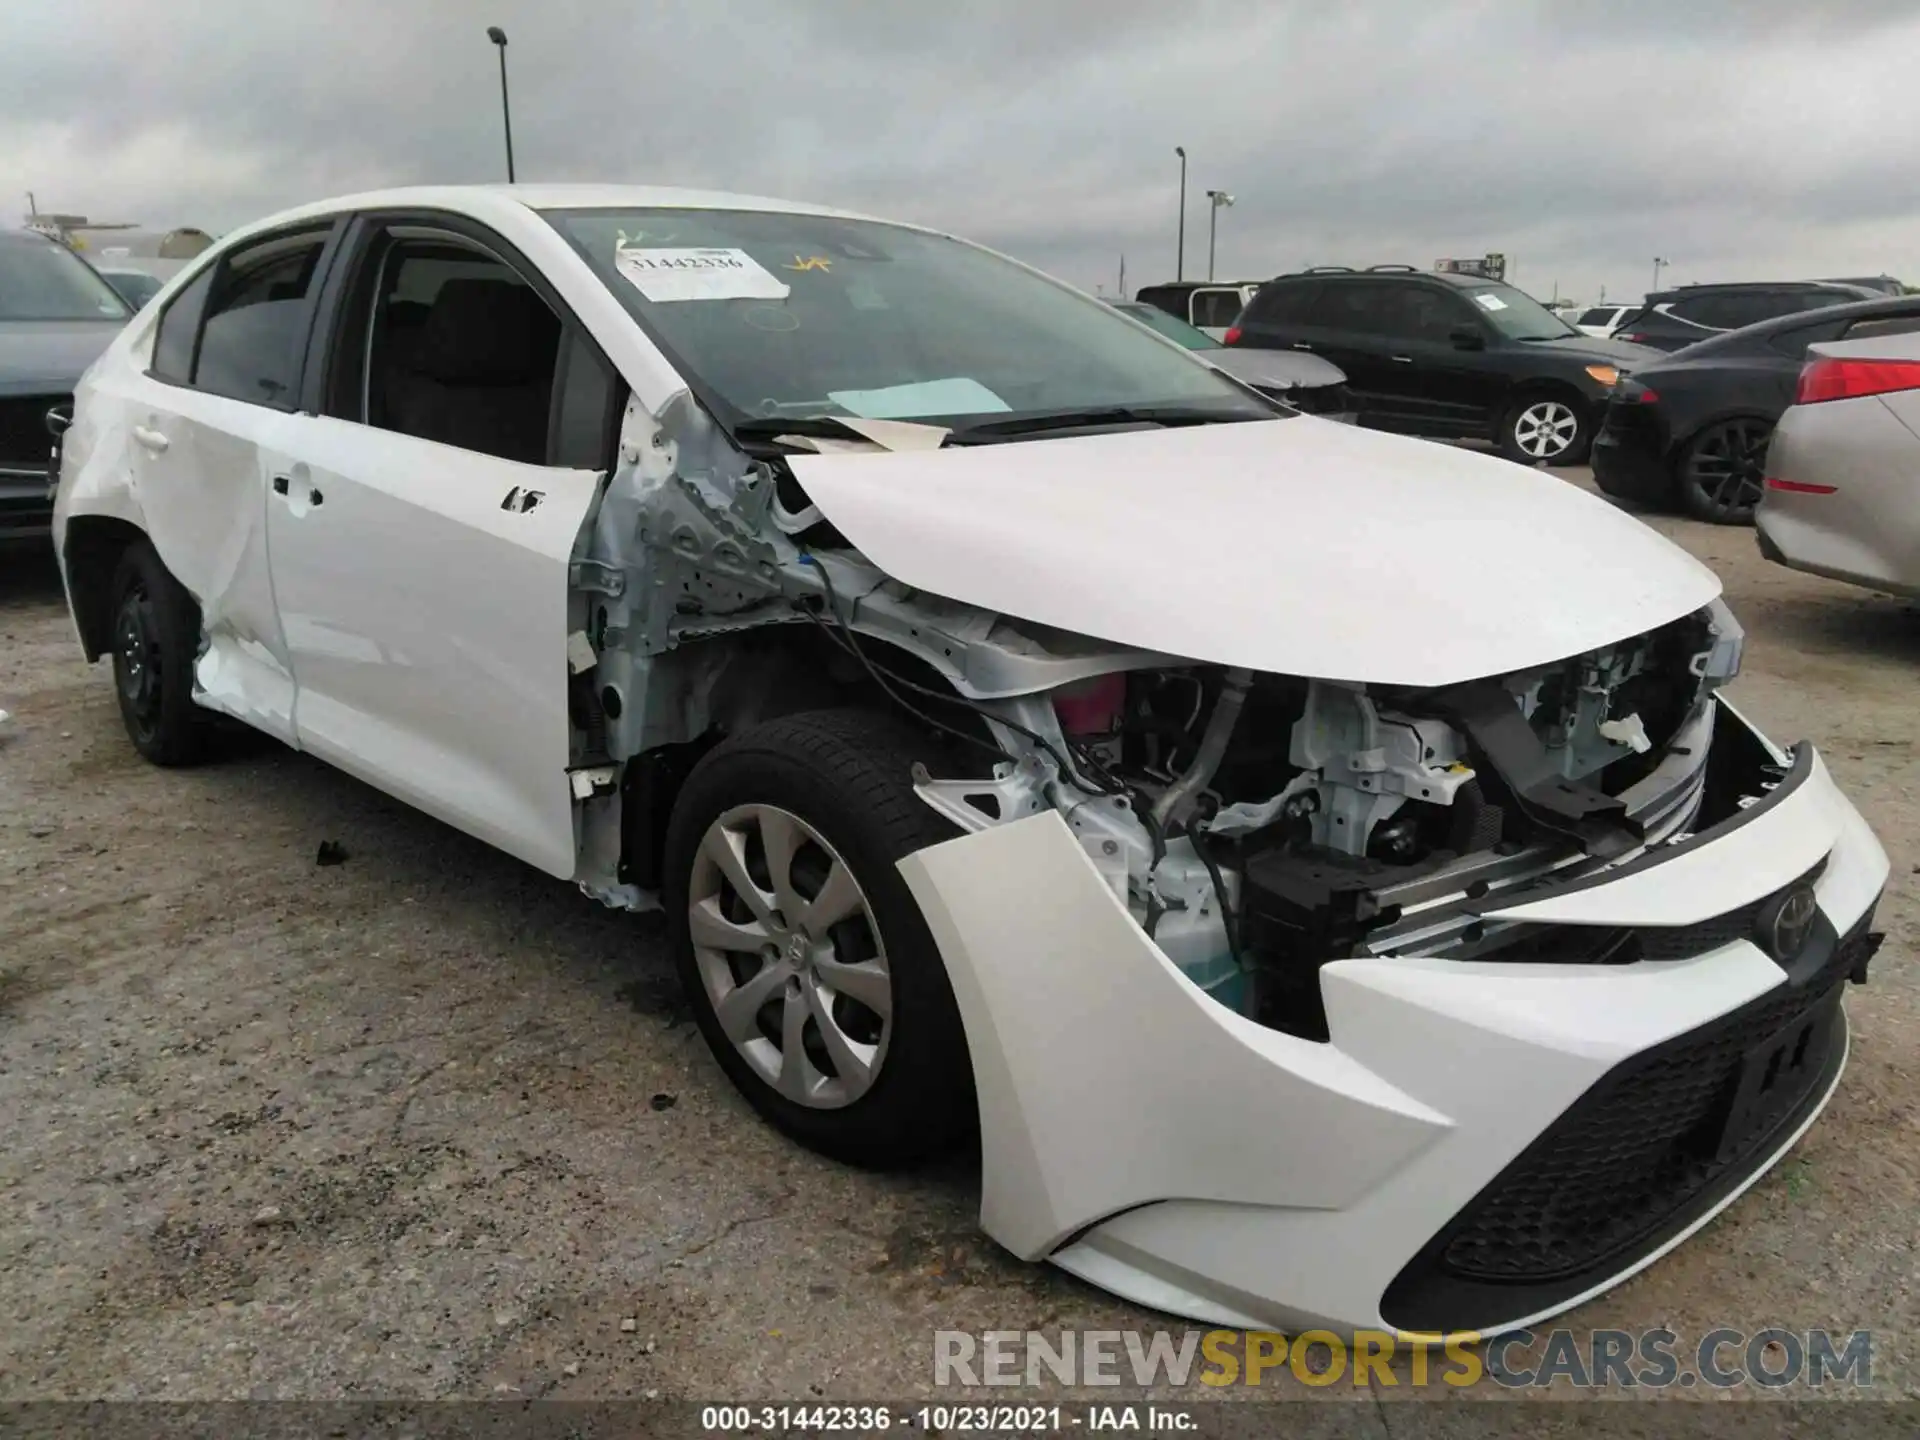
914,600,1756,1040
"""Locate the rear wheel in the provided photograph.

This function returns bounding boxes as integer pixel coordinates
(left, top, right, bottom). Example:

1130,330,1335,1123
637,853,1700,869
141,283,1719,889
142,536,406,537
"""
1499,395,1589,466
662,709,974,1168
108,540,209,765
1678,418,1770,524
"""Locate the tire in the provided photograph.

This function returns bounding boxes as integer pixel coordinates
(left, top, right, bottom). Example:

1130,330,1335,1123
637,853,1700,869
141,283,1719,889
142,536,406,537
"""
107,539,209,765
1498,394,1590,467
662,709,974,1168
1677,417,1771,525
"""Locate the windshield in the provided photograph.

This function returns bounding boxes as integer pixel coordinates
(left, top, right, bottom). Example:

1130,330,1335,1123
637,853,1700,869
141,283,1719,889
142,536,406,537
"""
1462,283,1578,341
544,208,1270,428
0,238,132,322
1110,301,1220,351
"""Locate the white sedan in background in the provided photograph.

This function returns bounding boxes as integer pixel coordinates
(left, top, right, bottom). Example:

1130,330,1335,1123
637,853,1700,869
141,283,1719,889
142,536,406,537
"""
54,185,1888,1337
1571,303,1634,339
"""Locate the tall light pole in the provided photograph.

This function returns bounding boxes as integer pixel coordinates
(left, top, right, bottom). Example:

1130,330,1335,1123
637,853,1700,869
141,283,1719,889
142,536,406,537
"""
486,26,516,183
1205,190,1234,281
1174,146,1187,282
1652,256,1668,293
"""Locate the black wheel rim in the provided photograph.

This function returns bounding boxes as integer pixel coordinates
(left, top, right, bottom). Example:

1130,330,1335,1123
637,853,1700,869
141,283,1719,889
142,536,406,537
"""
1684,420,1770,519
113,581,164,741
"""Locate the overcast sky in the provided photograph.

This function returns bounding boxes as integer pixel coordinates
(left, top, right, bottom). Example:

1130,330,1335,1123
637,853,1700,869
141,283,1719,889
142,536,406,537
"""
7,0,1919,305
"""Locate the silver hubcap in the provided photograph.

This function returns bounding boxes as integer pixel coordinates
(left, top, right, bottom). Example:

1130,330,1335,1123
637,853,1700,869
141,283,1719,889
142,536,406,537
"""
687,804,891,1109
1514,401,1579,459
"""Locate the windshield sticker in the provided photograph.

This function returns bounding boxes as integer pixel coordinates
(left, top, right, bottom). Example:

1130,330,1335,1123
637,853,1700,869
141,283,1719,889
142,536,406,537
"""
827,377,1012,419
1474,293,1509,311
785,255,833,272
614,247,792,303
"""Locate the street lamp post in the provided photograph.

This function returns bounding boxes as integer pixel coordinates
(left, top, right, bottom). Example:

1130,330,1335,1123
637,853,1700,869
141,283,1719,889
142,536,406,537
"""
1174,146,1187,282
1205,190,1234,281
486,26,516,183
1652,256,1668,293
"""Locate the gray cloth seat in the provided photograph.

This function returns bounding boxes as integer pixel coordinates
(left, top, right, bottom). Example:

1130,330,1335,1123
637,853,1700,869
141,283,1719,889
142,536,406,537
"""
386,279,560,464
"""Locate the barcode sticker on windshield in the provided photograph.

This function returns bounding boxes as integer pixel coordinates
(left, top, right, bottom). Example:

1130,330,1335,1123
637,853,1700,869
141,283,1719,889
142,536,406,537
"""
614,247,792,303
1474,293,1509,311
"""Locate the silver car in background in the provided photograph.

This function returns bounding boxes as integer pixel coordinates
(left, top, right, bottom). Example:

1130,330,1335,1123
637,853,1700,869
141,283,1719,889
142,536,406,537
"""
1757,326,1920,598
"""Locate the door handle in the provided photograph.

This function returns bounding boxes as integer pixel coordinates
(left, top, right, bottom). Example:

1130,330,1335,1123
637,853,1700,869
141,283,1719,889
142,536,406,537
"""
273,475,323,508
1390,355,1414,364
132,425,169,453
1292,342,1314,351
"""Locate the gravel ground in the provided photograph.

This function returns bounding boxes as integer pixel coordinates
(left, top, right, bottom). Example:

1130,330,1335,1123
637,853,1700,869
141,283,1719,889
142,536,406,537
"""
1,468,1915,1409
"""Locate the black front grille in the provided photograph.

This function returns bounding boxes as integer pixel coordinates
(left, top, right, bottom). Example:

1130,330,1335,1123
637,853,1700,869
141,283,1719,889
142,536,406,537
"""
0,394,66,465
1381,902,1877,1334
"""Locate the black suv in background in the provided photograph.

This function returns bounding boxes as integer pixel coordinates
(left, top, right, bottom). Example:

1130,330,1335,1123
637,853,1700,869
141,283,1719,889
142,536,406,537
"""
1226,265,1657,465
1610,281,1882,352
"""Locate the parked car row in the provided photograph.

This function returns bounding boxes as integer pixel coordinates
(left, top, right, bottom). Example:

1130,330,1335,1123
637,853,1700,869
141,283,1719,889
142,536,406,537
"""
1,228,131,545
1591,294,1920,523
46,183,1890,1340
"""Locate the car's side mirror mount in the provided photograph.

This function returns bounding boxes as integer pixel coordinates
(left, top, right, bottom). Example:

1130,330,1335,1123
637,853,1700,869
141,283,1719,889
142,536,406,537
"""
1449,325,1486,351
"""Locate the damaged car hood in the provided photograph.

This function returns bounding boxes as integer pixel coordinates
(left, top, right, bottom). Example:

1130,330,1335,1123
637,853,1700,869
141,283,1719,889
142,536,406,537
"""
787,417,1723,688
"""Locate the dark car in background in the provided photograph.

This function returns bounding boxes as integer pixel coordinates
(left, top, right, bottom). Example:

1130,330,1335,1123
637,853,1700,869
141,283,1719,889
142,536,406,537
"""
1224,265,1657,465
1610,281,1882,353
1106,299,1354,419
1591,294,1920,524
1,229,131,545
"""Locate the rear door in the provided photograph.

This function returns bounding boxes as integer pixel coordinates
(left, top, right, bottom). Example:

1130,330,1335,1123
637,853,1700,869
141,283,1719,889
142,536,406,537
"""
264,214,618,879
120,220,344,741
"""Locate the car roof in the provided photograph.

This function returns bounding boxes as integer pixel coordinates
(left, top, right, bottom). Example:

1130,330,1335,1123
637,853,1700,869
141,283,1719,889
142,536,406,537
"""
1262,267,1500,289
198,184,911,255
1136,280,1260,294
1653,280,1875,299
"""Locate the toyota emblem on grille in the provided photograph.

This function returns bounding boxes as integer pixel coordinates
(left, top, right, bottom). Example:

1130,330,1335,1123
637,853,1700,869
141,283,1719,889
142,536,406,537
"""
1757,883,1819,965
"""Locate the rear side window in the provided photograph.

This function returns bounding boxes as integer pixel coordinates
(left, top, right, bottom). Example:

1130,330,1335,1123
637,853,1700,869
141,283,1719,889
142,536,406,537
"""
1305,282,1394,332
1242,282,1318,327
190,227,333,409
1190,289,1245,328
1576,307,1616,327
150,267,214,385
1766,320,1848,359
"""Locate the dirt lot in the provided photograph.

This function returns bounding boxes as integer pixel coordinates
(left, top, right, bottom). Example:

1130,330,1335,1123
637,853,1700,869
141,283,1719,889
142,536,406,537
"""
1,468,1916,1408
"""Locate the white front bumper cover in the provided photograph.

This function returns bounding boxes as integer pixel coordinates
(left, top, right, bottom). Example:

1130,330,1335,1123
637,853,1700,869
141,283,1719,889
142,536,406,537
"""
897,700,1888,1338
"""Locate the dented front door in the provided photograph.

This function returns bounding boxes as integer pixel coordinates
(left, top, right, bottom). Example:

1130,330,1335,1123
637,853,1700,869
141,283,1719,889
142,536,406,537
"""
266,413,601,878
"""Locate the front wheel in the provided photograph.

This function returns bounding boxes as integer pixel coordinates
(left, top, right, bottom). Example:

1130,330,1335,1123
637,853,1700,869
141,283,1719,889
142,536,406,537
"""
1498,395,1589,467
1677,418,1770,524
662,709,975,1168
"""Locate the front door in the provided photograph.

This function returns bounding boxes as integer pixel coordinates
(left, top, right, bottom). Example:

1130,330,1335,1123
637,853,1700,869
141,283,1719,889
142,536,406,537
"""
265,221,615,879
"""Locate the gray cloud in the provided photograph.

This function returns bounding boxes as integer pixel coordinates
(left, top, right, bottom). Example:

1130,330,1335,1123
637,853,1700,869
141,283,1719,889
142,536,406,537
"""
6,0,1918,304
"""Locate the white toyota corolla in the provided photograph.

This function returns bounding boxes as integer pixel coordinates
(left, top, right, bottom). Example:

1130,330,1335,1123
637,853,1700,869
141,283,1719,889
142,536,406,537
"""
53,185,1888,1338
